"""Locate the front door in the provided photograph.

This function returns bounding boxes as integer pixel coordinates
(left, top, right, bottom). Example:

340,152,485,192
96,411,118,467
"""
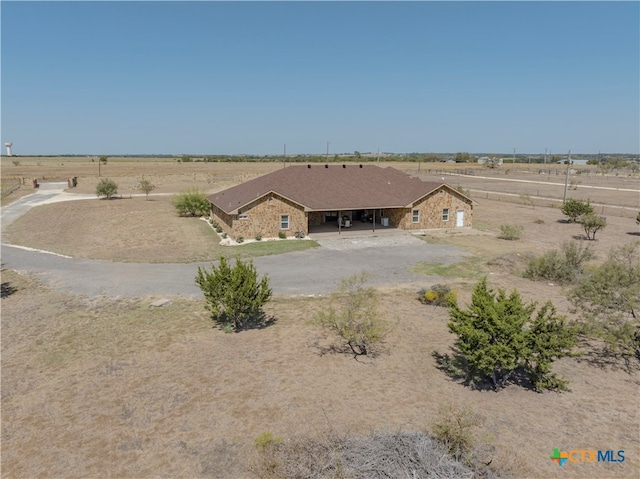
456,210,464,227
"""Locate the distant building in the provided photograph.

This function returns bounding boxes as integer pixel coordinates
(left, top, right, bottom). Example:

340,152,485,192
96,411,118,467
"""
556,159,589,165
478,157,503,166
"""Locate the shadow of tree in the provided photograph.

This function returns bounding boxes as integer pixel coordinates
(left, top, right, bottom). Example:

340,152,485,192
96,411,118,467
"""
574,345,640,379
626,231,640,237
1,282,17,299
210,310,277,333
432,350,534,392
572,234,592,241
312,337,381,362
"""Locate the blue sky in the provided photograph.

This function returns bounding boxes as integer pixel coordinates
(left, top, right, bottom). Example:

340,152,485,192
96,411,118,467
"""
1,1,638,156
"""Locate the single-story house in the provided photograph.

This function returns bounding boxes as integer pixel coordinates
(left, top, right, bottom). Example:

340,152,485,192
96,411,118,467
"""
207,164,474,239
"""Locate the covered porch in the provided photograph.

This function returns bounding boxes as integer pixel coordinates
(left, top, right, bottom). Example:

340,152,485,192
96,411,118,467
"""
307,207,402,237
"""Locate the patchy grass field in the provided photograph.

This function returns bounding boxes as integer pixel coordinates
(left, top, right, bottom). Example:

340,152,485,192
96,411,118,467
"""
5,196,318,262
1,269,638,478
2,159,639,478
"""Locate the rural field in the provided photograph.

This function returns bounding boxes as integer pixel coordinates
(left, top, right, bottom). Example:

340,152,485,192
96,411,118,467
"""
1,157,639,478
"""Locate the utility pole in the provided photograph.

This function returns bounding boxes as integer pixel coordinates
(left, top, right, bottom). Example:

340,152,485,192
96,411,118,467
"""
544,148,547,165
326,141,330,163
513,148,516,165
377,147,380,165
283,144,286,168
563,149,571,203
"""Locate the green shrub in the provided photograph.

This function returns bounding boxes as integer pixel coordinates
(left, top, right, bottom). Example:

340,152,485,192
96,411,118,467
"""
195,257,272,331
524,242,596,284
570,242,640,366
215,226,223,233
278,231,286,239
221,232,227,239
255,234,262,241
498,224,523,240
237,236,244,244
95,178,118,199
448,278,577,391
172,188,209,217
418,284,457,307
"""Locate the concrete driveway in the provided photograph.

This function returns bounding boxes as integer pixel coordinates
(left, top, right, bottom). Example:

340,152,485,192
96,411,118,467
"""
1,184,466,298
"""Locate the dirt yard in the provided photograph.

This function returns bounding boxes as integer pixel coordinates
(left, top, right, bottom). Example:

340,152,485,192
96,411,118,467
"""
1,268,638,479
1,159,639,478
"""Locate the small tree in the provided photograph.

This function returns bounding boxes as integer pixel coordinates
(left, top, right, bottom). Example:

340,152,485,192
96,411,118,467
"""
448,278,576,391
195,257,272,332
95,178,118,199
570,242,640,365
139,179,156,200
172,188,210,217
315,272,389,356
560,198,593,222
582,214,606,240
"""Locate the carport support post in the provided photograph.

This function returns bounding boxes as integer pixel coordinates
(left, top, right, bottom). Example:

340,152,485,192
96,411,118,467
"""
373,209,376,232
338,210,341,235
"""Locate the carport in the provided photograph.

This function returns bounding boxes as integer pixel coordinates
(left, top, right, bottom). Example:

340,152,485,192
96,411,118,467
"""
308,207,400,236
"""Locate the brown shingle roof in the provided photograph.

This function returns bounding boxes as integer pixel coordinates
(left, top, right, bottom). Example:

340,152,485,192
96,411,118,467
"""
207,165,451,214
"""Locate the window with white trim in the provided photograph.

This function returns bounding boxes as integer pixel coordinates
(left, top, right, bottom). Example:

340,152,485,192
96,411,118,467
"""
280,215,290,229
412,209,420,223
239,214,249,220
442,208,449,221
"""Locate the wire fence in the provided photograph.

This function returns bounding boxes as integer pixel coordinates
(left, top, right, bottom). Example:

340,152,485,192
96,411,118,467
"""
466,189,636,219
1,179,21,198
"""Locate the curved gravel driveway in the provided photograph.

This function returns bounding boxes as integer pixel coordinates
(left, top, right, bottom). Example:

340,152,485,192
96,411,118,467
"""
1,183,466,298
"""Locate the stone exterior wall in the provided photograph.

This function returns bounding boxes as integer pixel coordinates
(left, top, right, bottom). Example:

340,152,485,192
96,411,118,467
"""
384,208,406,227
210,185,472,239
398,187,473,230
210,204,233,236
309,211,324,226
211,194,307,240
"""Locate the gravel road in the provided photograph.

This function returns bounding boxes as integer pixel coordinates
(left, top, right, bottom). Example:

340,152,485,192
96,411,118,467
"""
1,184,466,298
